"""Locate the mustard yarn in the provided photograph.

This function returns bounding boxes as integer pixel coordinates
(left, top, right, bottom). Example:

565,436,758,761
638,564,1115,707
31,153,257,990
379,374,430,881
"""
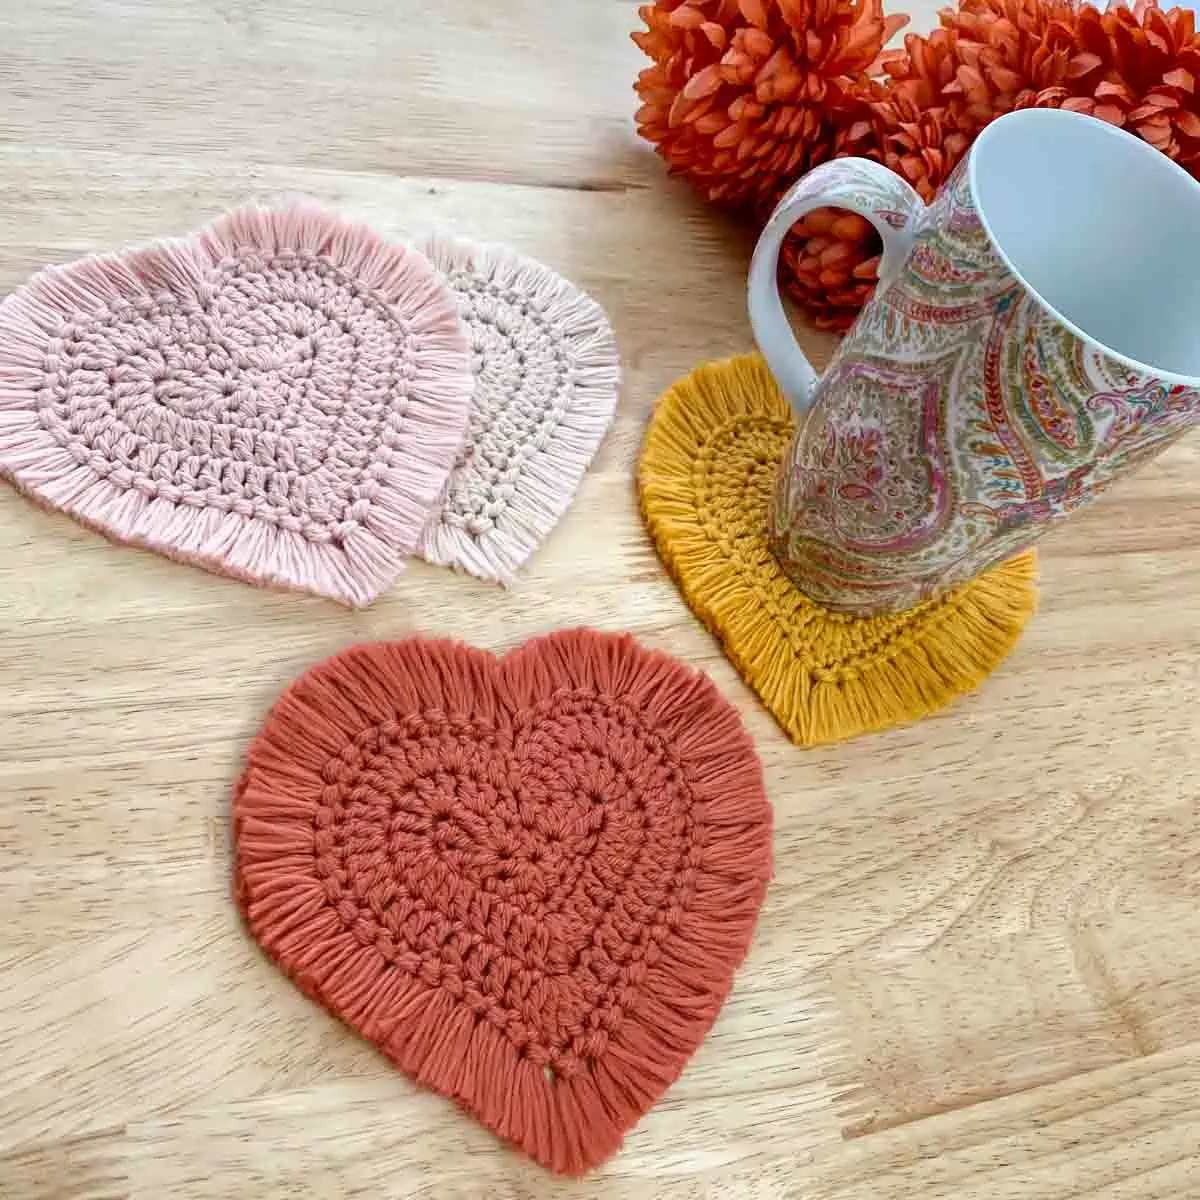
638,353,1038,746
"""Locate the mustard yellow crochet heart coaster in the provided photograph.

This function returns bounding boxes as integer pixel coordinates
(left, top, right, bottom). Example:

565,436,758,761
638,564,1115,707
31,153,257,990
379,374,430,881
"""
638,353,1038,746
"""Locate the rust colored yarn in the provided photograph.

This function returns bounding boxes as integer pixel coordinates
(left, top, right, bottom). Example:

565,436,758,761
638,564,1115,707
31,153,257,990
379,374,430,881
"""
234,629,772,1174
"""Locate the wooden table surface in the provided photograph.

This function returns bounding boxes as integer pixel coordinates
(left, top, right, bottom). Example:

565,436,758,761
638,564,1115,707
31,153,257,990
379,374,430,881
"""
2,2,1199,1196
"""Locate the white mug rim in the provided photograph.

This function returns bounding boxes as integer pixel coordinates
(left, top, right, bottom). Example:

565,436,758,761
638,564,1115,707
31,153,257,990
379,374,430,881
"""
968,107,1200,389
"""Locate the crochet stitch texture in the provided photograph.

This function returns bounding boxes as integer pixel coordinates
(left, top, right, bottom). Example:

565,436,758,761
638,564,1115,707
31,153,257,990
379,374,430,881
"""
638,353,1038,745
235,628,772,1173
0,202,473,605
417,234,620,584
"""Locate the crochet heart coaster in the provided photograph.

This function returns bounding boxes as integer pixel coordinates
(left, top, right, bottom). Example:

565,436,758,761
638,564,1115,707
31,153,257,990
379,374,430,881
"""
234,629,771,1174
0,202,473,606
415,235,620,584
639,354,1038,746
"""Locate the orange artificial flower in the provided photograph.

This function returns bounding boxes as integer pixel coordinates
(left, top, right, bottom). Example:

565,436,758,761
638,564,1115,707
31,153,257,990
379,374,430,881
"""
633,0,908,206
1053,0,1200,172
777,56,976,330
634,0,1200,330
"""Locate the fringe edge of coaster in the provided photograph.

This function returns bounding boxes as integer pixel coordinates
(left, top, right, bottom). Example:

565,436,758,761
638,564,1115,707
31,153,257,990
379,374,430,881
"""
234,628,772,1174
638,352,1039,746
0,199,473,607
415,233,620,586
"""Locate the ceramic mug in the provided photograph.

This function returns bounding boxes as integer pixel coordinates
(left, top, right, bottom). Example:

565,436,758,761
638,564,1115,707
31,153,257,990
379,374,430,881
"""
749,107,1200,616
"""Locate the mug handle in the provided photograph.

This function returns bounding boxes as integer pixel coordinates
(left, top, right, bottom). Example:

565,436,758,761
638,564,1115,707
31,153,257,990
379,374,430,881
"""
747,158,925,417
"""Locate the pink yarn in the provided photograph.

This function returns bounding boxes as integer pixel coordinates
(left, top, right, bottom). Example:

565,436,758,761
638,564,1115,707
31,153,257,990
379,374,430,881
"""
0,202,473,606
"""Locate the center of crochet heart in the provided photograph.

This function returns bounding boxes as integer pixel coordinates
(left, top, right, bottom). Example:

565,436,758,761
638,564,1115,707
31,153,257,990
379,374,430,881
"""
40,249,421,539
316,691,695,1076
235,630,772,1174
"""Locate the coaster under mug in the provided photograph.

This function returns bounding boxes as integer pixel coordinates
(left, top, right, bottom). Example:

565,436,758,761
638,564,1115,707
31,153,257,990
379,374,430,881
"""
639,353,1038,746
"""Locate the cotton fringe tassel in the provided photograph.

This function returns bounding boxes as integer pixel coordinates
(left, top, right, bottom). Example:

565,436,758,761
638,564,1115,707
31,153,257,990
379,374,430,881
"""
638,353,1038,746
234,628,772,1174
415,234,620,585
0,200,473,607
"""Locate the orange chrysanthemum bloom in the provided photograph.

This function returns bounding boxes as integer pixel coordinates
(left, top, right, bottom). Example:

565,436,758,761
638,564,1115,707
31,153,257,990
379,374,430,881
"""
777,32,975,330
632,0,908,206
635,0,1200,331
929,0,1080,133
776,206,881,331
779,0,1080,328
1050,1,1200,172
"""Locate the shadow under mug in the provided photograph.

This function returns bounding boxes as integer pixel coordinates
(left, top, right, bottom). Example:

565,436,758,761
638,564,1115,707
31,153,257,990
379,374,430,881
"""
748,107,1200,617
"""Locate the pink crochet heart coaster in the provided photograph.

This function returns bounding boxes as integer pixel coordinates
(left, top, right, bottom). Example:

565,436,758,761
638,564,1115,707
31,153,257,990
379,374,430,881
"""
415,235,620,585
235,629,771,1173
0,202,473,606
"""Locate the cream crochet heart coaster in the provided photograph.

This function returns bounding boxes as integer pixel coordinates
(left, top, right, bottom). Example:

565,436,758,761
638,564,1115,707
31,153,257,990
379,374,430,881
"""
415,234,620,584
0,202,473,606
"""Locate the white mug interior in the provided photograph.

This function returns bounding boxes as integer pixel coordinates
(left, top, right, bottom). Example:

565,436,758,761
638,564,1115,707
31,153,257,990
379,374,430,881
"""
970,107,1200,382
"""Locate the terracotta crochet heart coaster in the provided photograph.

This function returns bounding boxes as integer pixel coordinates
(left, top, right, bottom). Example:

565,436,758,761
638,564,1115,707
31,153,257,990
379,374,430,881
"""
0,202,473,606
639,354,1038,746
415,234,620,584
235,628,771,1173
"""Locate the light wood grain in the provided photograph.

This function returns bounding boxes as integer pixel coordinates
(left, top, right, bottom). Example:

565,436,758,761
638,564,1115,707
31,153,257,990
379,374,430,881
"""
1,1,1199,1196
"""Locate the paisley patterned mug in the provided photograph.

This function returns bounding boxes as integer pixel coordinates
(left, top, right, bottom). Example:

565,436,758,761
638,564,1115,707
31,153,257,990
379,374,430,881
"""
749,107,1200,616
